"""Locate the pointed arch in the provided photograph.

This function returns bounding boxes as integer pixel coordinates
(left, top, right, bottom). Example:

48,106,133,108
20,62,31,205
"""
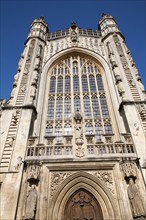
48,171,121,220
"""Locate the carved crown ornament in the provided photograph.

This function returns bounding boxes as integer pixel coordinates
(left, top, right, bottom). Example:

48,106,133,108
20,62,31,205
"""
25,161,42,185
121,161,137,179
74,110,83,123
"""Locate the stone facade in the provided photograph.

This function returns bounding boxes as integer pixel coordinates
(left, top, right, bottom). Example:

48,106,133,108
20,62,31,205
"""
0,14,146,220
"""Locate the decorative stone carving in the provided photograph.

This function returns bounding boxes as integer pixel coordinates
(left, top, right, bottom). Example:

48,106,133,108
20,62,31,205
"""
30,85,36,103
74,110,83,123
24,185,38,220
12,109,20,125
75,145,85,158
121,161,137,178
31,70,38,86
107,42,118,69
116,80,125,98
50,172,74,197
7,136,15,147
133,121,139,136
74,124,83,144
88,171,115,195
27,162,41,183
15,156,23,170
34,56,40,70
127,178,145,218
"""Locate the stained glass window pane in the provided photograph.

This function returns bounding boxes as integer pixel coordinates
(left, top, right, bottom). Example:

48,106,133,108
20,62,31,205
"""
57,76,63,93
47,98,55,119
49,77,56,94
89,75,96,92
100,96,109,118
82,75,88,92
91,96,100,118
73,76,80,93
65,76,71,93
56,97,63,120
83,96,92,118
74,96,80,112
96,74,104,91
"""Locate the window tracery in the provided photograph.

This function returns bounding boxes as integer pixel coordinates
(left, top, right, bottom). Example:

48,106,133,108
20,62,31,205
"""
46,55,113,147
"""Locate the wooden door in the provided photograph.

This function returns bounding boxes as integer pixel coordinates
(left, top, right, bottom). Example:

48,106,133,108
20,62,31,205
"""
64,189,103,220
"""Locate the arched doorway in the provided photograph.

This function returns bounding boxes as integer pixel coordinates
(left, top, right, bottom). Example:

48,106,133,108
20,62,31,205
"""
64,188,103,220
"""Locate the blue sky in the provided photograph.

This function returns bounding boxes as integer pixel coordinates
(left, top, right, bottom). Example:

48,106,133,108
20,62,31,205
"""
0,0,146,100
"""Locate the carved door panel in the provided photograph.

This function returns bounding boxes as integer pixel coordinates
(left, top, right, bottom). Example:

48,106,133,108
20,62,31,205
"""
64,189,103,220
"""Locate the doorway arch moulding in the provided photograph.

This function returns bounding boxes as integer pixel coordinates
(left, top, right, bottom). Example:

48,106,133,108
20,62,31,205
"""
48,171,121,220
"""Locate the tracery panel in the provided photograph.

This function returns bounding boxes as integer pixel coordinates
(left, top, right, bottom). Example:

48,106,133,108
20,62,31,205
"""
46,55,113,150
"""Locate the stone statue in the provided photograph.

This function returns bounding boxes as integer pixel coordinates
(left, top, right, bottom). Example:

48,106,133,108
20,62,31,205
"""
30,85,36,103
32,70,38,86
24,185,37,220
75,124,83,142
116,80,125,97
71,30,77,42
127,178,145,218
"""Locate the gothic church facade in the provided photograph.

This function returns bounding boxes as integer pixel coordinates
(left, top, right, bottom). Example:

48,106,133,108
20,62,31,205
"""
0,14,146,220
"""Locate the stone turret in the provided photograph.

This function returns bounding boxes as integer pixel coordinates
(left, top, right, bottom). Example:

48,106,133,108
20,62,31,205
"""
98,13,120,38
27,16,48,42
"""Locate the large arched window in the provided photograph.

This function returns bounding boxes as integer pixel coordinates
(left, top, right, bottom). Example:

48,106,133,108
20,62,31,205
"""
46,55,113,146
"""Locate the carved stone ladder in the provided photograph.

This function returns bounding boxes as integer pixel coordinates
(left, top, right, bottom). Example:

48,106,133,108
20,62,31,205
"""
0,109,21,171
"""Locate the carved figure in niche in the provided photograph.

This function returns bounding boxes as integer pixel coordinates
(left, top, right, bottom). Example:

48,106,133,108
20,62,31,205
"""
7,136,15,147
127,178,145,218
116,80,125,98
30,85,36,103
34,56,40,70
133,122,139,136
24,185,37,220
107,42,118,69
20,85,26,92
24,67,29,75
129,79,136,87
75,123,83,143
71,30,78,42
32,70,38,86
